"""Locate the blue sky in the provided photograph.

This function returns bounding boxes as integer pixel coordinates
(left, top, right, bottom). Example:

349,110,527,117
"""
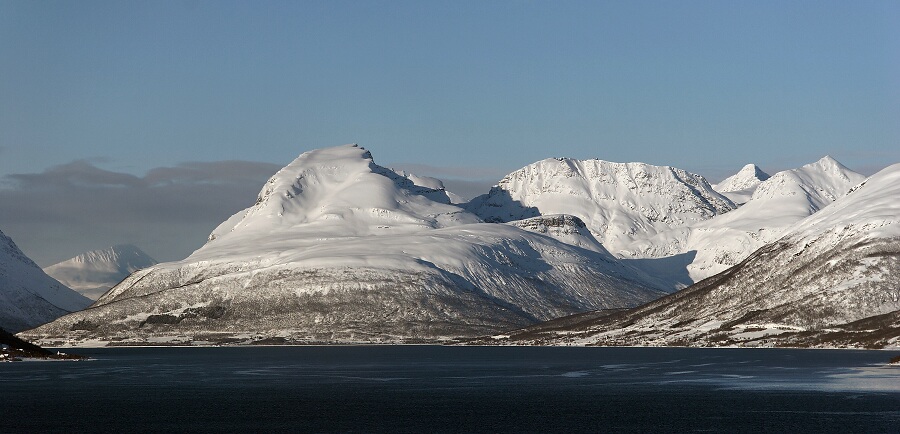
1,0,898,265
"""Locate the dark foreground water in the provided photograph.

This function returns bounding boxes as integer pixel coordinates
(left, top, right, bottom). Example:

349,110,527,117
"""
2,346,899,433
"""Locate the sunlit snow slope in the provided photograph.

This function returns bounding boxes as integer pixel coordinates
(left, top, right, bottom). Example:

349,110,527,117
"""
491,163,900,349
712,163,770,205
466,158,736,256
625,156,865,284
25,145,664,345
0,230,91,333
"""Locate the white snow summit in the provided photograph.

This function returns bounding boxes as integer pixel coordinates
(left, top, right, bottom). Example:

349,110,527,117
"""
626,156,866,283
713,163,770,205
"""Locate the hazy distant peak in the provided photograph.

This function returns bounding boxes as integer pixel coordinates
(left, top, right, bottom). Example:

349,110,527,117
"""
43,244,158,299
64,244,156,267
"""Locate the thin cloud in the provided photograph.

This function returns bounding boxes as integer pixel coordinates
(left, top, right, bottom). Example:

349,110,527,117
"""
144,161,284,186
0,159,504,265
0,160,281,266
8,160,144,189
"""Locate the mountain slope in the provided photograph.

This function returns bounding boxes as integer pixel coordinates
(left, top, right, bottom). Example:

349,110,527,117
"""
43,245,158,300
491,163,900,349
625,156,865,284
466,158,736,256
713,163,770,205
0,230,91,333
24,145,664,345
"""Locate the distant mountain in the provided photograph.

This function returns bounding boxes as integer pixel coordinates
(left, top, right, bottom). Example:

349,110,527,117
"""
0,230,91,333
713,163,770,205
487,163,900,349
625,156,866,284
466,158,736,256
44,245,158,300
24,145,664,346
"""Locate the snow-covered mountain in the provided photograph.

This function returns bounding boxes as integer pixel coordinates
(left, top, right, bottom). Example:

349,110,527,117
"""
43,245,158,300
0,230,91,333
713,163,770,205
625,156,865,284
487,163,900,349
466,158,736,256
24,145,664,346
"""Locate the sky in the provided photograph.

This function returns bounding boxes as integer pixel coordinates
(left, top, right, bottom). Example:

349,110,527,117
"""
1,0,898,266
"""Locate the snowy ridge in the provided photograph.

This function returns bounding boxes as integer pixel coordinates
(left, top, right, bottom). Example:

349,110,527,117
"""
624,156,865,284
0,230,91,333
489,163,900,349
788,163,900,240
207,144,474,244
713,163,770,205
466,158,736,256
26,145,664,345
43,245,157,300
750,156,859,208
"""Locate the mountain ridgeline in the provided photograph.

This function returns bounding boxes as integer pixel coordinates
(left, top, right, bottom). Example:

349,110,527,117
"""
476,163,900,348
44,245,158,300
14,144,898,348
23,145,665,345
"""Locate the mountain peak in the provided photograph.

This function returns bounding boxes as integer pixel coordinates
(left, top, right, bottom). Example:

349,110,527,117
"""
65,244,155,266
467,157,735,255
818,154,838,163
713,164,770,195
206,144,480,249
518,163,900,348
1,229,91,332
790,162,900,240
810,155,851,175
751,156,864,211
742,163,770,180
43,244,158,300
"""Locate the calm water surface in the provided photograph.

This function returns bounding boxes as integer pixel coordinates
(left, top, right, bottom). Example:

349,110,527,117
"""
2,346,899,433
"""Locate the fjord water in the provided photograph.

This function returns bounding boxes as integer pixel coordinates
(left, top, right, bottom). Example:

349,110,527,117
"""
3,346,899,433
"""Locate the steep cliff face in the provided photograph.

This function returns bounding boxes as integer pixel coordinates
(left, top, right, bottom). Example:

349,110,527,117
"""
24,145,664,346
